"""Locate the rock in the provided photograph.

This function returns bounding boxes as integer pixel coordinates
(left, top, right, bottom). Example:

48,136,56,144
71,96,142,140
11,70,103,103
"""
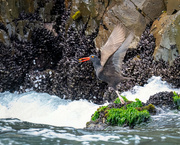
95,0,147,49
0,0,109,104
151,12,180,64
0,0,36,20
69,0,166,49
86,122,108,131
166,0,180,15
134,0,166,20
146,91,176,109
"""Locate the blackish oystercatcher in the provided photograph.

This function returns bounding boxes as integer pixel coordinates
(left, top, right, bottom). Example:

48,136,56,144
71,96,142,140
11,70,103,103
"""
79,24,134,104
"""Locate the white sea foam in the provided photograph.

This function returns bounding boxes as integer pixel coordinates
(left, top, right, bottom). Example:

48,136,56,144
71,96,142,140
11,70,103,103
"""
122,76,180,103
0,92,99,128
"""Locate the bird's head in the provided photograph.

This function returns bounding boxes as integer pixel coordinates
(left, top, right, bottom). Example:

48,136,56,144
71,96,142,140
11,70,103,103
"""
79,55,97,63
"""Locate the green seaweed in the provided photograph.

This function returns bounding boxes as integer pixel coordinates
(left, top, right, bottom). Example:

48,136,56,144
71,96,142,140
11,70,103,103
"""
114,96,129,104
91,111,99,121
91,97,151,127
98,106,108,112
106,107,150,127
107,99,150,127
173,91,180,110
126,98,143,108
90,92,180,128
91,106,108,121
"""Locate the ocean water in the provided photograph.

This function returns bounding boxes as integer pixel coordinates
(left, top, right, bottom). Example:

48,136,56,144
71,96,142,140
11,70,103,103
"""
0,76,180,145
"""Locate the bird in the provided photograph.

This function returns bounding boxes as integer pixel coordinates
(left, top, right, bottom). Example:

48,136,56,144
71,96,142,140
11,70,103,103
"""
79,24,134,104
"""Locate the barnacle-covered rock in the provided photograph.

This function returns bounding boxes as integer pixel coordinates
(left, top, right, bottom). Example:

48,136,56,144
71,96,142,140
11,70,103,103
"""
146,91,176,109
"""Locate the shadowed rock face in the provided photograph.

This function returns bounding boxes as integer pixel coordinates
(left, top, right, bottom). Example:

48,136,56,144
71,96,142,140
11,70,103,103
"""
0,1,179,104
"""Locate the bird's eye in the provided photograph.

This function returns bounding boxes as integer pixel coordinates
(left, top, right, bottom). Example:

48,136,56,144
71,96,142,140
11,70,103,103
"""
91,56,94,58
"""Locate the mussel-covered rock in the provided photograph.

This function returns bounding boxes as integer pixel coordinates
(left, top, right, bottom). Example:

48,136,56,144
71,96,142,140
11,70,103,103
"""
0,0,109,104
146,91,177,109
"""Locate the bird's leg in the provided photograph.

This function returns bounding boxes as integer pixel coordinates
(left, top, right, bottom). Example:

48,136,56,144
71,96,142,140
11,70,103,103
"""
115,90,125,104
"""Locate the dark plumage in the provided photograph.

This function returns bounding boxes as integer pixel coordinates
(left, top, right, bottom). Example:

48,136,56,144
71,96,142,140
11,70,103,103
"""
79,24,134,104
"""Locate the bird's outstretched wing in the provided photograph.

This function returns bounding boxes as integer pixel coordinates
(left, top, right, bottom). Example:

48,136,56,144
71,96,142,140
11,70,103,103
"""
112,33,134,72
99,33,134,86
100,24,126,67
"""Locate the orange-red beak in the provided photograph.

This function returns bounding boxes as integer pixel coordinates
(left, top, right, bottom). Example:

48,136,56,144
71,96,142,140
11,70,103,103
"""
79,57,90,62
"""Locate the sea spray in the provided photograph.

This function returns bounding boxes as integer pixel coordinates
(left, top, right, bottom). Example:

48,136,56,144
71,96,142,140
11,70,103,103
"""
122,76,180,103
0,92,99,128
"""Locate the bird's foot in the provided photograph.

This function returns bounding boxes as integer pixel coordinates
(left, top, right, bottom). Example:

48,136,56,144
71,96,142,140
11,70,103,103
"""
119,96,125,104
115,90,125,104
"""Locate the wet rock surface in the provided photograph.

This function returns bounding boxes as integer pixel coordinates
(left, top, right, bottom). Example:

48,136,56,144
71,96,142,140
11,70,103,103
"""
0,1,179,104
146,91,176,109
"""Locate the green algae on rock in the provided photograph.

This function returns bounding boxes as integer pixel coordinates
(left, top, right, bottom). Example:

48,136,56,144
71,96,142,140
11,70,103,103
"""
88,97,151,129
173,92,180,110
91,106,108,121
107,98,150,128
136,104,156,114
86,96,160,130
106,107,150,128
